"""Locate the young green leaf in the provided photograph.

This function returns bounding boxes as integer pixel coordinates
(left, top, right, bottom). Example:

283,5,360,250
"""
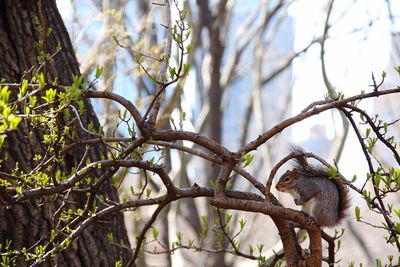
152,227,159,240
226,213,232,224
257,243,264,254
176,232,182,243
239,219,246,230
188,239,195,247
355,206,361,221
107,232,113,243
95,65,104,79
112,35,120,45
248,244,254,256
19,79,28,98
201,215,208,225
365,128,371,138
146,188,152,198
15,187,23,197
200,226,207,238
183,63,191,76
328,166,337,177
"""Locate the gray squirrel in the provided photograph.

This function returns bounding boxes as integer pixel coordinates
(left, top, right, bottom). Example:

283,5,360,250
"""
275,147,350,227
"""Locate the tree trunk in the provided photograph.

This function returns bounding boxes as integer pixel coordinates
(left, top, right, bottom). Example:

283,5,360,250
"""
0,0,130,266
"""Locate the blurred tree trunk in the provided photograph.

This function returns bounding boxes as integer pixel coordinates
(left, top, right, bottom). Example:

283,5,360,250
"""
0,0,130,266
197,0,229,266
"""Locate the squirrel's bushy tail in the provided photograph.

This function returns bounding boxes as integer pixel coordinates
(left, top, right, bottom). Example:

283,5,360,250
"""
335,174,350,222
290,145,350,224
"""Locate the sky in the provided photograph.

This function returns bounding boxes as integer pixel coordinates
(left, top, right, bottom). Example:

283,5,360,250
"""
289,0,396,142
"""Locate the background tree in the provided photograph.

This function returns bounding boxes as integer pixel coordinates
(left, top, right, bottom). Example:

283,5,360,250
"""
1,0,400,266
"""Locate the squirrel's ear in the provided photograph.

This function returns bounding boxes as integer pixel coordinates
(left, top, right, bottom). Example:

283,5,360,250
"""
292,168,299,176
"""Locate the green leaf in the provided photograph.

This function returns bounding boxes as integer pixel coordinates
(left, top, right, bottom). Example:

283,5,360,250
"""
210,179,216,188
226,213,232,224
201,215,208,225
200,226,207,238
3,106,10,118
107,232,113,243
28,95,37,107
240,152,254,167
248,244,254,256
42,88,57,103
188,239,194,247
19,79,28,98
183,63,191,76
152,227,159,239
50,229,56,240
164,54,170,65
38,73,45,89
239,219,246,230
78,101,84,113
115,258,123,267
337,239,341,251
46,27,53,37
146,188,152,198
112,35,120,45
328,166,337,177
185,30,190,40
0,85,10,102
72,75,83,90
395,223,400,234
134,53,142,63
169,67,176,79
387,255,393,264
355,206,361,221
176,232,182,242
257,243,264,254
149,157,155,167
187,43,193,53
365,128,371,138
394,208,400,218
373,173,381,187
15,187,23,197
95,65,104,79
9,116,22,129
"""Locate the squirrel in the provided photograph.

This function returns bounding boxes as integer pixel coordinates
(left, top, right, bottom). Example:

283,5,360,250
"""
275,147,350,227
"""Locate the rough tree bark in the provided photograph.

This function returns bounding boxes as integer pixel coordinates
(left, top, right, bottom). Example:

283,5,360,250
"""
0,0,130,266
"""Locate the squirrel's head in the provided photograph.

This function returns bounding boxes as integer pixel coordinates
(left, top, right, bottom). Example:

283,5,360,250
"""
275,168,300,192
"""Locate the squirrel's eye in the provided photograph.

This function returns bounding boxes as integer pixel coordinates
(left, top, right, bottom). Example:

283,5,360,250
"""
284,177,290,182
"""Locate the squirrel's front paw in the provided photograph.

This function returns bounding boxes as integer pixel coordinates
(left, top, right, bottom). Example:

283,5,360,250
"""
307,217,319,226
302,212,318,226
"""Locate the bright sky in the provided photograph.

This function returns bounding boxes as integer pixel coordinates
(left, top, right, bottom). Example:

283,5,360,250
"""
289,0,395,142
